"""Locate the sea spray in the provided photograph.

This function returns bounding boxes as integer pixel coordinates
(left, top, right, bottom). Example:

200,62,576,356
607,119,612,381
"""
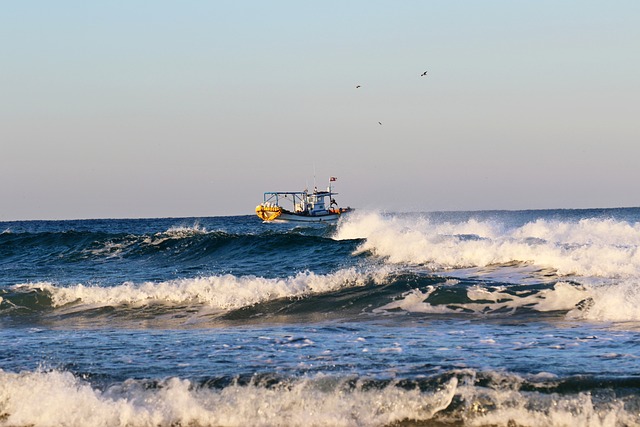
336,211,640,278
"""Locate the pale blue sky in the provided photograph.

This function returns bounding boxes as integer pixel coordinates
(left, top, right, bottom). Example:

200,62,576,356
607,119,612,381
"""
2,1,639,220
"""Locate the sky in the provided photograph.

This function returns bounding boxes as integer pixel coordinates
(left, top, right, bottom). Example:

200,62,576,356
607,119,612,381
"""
1,1,639,220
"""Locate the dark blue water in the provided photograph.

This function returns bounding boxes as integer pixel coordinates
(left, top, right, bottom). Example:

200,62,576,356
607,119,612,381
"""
1,209,640,426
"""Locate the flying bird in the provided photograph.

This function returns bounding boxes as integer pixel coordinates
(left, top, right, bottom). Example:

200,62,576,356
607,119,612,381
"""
421,71,428,76
378,121,382,125
355,85,361,88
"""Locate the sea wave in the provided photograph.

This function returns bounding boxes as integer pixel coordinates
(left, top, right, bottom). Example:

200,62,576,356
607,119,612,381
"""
2,268,390,312
3,269,640,324
335,211,640,278
0,224,355,274
0,369,637,427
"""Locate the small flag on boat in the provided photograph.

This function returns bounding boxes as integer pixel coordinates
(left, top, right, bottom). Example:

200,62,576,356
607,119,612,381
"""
330,177,337,181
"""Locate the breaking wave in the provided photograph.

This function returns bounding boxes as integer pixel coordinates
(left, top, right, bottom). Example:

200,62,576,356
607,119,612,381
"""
1,369,638,427
3,270,640,325
335,211,640,278
6,268,385,311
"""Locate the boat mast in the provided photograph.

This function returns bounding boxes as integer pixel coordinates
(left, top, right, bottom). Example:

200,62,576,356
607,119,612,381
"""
329,176,336,194
313,162,317,193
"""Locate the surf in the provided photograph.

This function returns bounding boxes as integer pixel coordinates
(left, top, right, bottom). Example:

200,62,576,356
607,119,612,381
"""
1,368,637,427
4,270,640,328
334,210,640,278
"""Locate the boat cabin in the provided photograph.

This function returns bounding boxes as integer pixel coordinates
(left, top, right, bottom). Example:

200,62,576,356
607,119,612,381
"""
262,188,336,216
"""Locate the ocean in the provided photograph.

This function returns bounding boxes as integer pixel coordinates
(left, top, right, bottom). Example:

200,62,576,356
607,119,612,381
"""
1,208,639,426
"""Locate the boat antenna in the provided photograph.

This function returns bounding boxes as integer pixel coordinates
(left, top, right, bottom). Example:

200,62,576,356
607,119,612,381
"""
313,162,316,192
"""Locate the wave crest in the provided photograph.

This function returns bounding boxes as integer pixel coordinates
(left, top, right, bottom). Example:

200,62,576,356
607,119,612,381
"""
13,268,389,311
6,270,640,324
335,212,640,279
1,369,637,427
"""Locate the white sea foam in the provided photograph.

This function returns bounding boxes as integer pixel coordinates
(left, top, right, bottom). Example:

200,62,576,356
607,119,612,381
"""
513,218,640,246
0,370,456,427
376,279,640,322
143,223,210,246
453,370,635,427
336,212,640,322
0,369,635,427
165,223,208,235
377,282,589,316
566,279,640,322
87,240,132,258
335,211,640,278
14,268,389,311
85,224,212,257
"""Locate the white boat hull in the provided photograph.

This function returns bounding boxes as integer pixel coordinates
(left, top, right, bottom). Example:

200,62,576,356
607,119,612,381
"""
271,212,342,223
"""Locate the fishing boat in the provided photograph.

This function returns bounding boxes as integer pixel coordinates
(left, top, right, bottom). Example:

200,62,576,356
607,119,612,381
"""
256,178,352,223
